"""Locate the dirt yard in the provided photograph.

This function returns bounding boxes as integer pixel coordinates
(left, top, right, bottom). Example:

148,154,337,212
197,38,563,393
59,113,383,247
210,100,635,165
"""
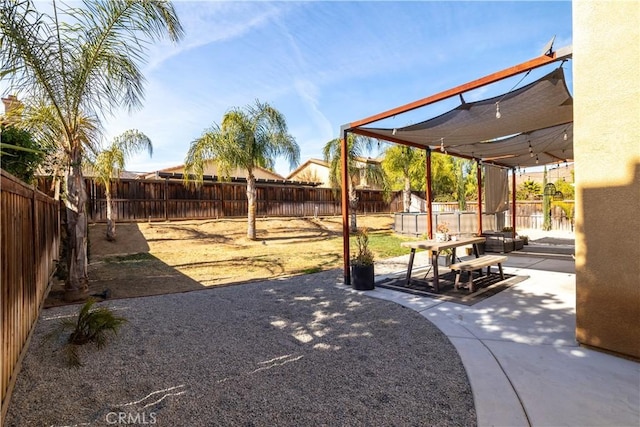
45,215,394,307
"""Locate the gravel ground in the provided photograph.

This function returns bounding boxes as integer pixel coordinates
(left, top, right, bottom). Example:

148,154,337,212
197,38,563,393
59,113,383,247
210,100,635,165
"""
5,270,476,427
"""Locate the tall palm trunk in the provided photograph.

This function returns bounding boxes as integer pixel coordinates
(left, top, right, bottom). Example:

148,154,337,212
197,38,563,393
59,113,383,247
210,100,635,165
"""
246,173,257,240
349,180,358,231
403,175,411,212
64,150,89,302
105,185,116,241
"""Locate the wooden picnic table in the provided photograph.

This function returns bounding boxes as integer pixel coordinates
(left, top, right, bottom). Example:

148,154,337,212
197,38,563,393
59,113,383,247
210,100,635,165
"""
400,236,486,293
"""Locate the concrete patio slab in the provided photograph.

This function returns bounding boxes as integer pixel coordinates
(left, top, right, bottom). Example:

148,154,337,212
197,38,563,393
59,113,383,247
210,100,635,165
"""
359,253,640,427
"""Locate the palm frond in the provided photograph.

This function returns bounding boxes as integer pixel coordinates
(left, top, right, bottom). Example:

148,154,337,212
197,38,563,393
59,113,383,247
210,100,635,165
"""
88,129,152,190
184,126,220,186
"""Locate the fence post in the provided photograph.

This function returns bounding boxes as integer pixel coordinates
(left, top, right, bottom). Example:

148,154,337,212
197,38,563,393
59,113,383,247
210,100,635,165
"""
32,183,38,320
164,178,169,221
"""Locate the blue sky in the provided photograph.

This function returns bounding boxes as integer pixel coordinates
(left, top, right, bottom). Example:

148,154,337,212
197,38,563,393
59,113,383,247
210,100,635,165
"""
7,1,574,177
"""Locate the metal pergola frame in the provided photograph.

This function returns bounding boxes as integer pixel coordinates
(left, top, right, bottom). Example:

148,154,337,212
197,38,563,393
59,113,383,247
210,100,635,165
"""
339,46,573,286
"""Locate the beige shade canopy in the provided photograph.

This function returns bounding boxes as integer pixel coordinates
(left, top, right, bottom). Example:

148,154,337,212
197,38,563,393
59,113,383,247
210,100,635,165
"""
353,67,573,168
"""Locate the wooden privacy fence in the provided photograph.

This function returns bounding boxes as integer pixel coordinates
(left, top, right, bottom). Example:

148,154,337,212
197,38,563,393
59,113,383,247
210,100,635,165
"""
80,178,574,231
1,170,60,422
84,178,401,222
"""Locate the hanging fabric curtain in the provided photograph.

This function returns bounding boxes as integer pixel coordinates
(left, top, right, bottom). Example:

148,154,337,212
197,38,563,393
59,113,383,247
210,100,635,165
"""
485,165,509,213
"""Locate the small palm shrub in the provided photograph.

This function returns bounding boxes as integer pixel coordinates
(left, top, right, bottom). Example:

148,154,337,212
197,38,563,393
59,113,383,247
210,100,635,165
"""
352,228,374,266
46,298,127,367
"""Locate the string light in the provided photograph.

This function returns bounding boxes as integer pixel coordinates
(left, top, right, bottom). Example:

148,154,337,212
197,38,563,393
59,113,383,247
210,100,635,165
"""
495,102,501,119
563,130,568,141
535,155,539,164
440,138,445,152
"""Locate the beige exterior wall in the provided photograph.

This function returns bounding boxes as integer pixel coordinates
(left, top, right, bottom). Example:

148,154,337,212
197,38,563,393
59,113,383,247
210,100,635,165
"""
287,160,332,186
574,1,640,359
287,158,385,190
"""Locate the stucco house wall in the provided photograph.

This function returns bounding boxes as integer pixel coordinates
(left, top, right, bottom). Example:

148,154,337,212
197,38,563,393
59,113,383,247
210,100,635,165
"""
287,157,385,190
287,159,331,186
574,0,640,359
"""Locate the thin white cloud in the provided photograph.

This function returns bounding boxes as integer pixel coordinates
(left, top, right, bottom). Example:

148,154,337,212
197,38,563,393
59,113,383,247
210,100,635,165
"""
145,2,297,72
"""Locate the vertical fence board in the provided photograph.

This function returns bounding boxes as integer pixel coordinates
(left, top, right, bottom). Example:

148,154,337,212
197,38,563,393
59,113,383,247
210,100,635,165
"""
1,171,60,422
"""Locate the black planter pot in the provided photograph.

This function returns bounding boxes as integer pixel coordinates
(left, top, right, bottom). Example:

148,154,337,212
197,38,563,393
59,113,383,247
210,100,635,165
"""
351,263,375,290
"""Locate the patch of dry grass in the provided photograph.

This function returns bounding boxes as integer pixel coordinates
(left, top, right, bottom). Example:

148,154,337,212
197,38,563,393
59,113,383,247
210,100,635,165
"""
43,215,401,306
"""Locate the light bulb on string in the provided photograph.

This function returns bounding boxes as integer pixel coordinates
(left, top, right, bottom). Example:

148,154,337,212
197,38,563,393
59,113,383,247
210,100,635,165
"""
563,131,568,141
440,138,445,152
536,155,539,164
495,102,501,119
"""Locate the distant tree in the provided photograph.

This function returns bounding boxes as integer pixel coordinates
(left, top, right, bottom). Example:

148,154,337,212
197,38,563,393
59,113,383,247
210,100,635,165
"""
323,134,387,231
554,177,574,200
0,124,45,183
431,153,456,202
552,200,575,231
0,0,183,301
517,180,542,200
452,158,476,210
382,145,424,211
185,100,300,240
89,130,152,242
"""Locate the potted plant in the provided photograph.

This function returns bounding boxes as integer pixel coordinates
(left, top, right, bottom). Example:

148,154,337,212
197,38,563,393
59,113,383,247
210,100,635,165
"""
438,248,454,266
501,226,514,238
351,228,375,290
435,222,450,242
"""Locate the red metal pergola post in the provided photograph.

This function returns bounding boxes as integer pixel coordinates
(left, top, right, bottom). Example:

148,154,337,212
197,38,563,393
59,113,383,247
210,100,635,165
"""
425,148,433,239
340,128,351,286
477,161,483,235
511,168,517,238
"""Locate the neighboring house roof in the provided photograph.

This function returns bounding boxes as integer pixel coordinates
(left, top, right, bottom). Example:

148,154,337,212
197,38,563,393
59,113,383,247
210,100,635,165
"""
286,157,384,189
286,158,329,178
143,159,286,181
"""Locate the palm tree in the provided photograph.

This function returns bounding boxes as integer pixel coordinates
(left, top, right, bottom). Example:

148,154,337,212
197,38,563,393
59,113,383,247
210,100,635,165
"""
0,0,183,301
89,130,152,242
382,145,424,212
517,180,542,200
323,134,387,231
430,153,456,201
184,100,300,240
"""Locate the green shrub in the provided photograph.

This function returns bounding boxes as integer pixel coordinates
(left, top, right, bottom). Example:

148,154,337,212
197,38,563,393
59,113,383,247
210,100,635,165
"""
45,298,127,367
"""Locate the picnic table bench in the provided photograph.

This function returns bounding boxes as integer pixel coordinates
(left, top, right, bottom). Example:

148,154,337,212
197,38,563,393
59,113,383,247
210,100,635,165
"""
401,236,485,293
450,254,507,293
